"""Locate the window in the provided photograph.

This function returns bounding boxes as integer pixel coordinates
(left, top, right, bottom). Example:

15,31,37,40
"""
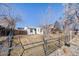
30,28,33,32
40,29,42,32
34,29,37,34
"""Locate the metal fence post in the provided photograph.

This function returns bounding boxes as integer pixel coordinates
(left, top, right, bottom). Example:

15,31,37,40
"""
43,38,48,56
7,30,13,56
58,37,61,48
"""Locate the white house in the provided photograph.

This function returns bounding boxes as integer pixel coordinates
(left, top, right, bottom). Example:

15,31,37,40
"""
24,26,43,35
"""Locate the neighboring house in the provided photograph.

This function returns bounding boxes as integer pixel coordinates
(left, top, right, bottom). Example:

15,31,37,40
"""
24,26,43,35
17,27,24,30
43,24,62,34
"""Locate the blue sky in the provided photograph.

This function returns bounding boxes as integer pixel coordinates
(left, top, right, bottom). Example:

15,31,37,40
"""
9,3,64,28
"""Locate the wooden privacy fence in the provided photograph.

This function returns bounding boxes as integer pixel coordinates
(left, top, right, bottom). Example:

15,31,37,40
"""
0,26,27,36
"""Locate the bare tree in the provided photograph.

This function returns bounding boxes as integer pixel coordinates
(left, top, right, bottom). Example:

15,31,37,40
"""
63,3,79,31
0,4,22,56
40,4,54,55
54,20,62,33
0,4,22,29
62,3,79,46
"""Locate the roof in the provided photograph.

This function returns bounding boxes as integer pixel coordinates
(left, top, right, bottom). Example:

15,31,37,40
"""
25,26,42,29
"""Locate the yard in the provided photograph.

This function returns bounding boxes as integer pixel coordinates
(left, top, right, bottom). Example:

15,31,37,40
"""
0,32,65,56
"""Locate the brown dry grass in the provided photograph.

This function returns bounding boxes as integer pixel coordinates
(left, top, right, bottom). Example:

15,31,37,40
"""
12,33,64,56
13,35,43,45
0,33,65,56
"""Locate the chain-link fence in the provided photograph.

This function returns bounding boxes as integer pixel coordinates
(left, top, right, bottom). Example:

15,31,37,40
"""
0,34,68,56
0,28,77,56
